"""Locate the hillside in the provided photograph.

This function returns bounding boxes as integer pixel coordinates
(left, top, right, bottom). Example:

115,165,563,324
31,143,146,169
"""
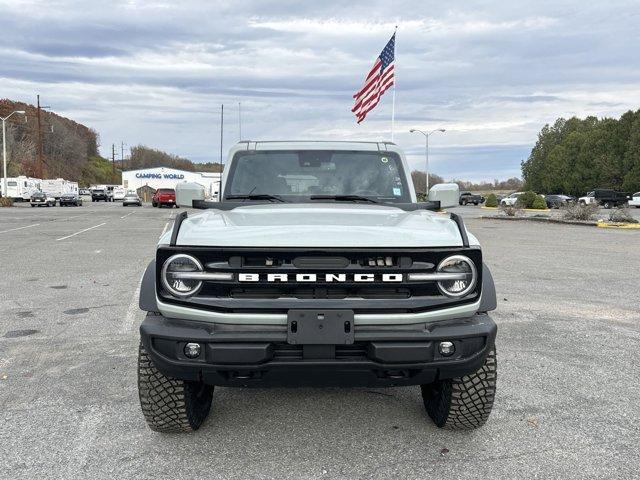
0,98,103,181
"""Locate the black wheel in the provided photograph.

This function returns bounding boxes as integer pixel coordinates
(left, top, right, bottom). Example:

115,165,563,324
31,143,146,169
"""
603,201,612,209
474,201,478,205
31,204,35,207
422,348,496,430
138,344,213,433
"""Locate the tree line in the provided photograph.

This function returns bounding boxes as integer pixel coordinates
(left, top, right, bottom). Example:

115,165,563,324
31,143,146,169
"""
522,109,640,196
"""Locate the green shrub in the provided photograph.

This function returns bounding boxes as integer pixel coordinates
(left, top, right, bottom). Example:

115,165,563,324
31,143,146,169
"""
531,195,547,210
0,197,13,207
485,193,498,207
515,191,538,208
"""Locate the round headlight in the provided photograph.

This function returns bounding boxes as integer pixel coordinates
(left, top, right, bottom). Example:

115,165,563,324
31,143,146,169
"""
161,254,204,298
436,255,477,298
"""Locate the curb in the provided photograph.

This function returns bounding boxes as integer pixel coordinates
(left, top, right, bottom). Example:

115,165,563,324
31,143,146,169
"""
481,216,597,227
481,206,550,212
596,222,640,229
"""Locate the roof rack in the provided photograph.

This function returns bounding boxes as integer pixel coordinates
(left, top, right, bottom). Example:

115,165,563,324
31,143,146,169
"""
170,211,188,246
449,212,470,247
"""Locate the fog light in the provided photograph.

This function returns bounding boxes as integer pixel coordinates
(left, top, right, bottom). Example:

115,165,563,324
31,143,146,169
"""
438,341,455,356
184,343,201,359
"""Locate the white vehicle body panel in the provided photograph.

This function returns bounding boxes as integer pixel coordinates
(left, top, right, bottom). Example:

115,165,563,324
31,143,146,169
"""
1,176,41,200
160,204,477,248
113,187,126,200
428,183,460,208
500,192,525,206
629,193,640,207
40,178,78,198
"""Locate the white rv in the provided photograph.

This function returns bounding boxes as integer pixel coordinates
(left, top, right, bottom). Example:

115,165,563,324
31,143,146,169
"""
1,176,41,201
40,178,79,199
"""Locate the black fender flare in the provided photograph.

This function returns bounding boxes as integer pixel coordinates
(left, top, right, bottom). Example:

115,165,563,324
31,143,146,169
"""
139,260,159,312
479,263,497,312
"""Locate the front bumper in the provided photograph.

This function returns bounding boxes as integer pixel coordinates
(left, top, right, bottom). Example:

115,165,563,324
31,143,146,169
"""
140,312,497,388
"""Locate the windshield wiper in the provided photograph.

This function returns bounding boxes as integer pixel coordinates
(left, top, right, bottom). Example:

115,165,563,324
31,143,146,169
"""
309,195,379,204
225,194,286,203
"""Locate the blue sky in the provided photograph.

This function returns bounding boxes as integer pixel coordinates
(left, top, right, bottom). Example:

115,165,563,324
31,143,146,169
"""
1,0,639,181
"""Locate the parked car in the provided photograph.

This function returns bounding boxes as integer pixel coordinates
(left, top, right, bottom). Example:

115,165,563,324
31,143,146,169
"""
500,192,525,206
152,188,178,208
123,191,142,207
79,188,91,196
545,194,574,209
91,188,109,202
628,192,640,208
113,187,127,201
459,191,484,206
578,189,629,209
30,192,56,207
59,193,83,207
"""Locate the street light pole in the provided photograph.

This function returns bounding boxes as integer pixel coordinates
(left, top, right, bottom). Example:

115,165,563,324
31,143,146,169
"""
1,110,26,198
409,128,446,199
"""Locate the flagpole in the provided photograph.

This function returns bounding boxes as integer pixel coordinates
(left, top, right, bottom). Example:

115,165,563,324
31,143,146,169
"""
391,26,397,142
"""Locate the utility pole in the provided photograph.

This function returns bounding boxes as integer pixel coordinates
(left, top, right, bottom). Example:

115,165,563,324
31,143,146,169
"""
36,95,43,178
112,143,115,173
238,102,242,141
121,141,126,170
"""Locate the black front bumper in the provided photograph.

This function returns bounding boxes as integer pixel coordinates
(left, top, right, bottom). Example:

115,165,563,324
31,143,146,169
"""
140,313,497,388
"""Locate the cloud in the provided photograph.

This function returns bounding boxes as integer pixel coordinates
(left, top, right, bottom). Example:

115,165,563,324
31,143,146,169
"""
0,0,639,181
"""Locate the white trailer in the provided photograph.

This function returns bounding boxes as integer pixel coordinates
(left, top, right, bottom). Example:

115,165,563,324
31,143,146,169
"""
0,176,41,201
40,178,78,199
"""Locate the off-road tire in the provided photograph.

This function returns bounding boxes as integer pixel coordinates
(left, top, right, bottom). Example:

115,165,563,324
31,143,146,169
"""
422,348,496,430
138,344,214,433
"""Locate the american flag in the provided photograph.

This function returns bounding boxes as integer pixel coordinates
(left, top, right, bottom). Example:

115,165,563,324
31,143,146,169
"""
352,33,395,123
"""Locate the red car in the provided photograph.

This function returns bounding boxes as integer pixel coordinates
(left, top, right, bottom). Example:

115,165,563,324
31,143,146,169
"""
152,188,178,208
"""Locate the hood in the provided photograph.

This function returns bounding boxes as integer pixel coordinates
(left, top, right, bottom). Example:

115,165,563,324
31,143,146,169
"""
162,203,477,248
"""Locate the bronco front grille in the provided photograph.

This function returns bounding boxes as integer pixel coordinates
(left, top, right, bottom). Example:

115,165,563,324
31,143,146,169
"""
156,247,482,314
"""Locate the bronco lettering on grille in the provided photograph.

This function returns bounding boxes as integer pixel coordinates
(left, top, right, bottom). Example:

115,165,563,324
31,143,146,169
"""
237,273,403,283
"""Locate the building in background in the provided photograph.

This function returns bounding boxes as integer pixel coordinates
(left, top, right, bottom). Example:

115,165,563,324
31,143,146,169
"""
122,167,221,199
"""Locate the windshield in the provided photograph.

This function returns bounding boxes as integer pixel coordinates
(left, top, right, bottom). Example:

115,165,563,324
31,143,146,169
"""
224,150,410,202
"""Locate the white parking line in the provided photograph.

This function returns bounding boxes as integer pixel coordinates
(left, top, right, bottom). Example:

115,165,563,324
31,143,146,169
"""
120,275,144,334
55,223,106,241
120,212,135,219
0,223,40,234
159,221,170,238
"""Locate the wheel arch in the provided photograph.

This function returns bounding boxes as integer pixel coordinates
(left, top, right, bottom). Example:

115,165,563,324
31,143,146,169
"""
139,260,159,312
479,263,497,313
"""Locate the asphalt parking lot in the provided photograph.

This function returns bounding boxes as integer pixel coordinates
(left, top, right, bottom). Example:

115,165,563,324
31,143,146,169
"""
1,200,639,479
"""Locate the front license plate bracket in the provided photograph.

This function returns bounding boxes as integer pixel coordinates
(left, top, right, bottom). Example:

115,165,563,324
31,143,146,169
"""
287,310,354,345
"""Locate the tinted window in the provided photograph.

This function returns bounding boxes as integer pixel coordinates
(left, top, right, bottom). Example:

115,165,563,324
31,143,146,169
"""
225,150,410,202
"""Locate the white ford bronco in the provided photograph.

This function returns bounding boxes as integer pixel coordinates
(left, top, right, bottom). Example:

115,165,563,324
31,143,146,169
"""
137,141,497,432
